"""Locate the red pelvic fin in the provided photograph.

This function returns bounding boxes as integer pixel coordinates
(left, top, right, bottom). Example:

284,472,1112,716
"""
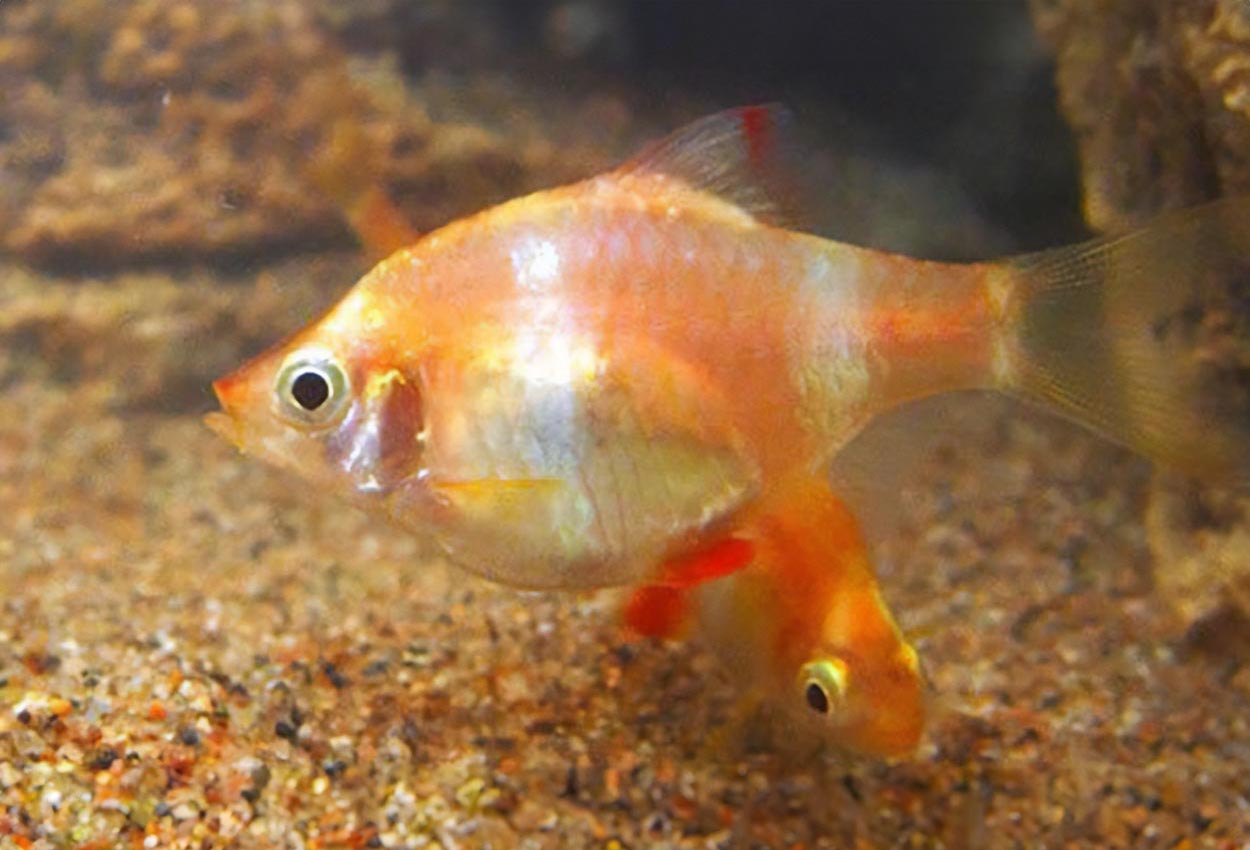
657,536,756,590
623,584,690,639
623,536,755,640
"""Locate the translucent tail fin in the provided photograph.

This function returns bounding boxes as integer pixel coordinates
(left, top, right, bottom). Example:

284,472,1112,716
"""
997,197,1250,485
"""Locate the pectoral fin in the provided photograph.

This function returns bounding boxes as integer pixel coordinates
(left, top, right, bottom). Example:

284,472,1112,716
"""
428,477,567,522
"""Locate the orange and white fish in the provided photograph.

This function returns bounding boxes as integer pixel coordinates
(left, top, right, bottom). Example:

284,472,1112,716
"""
624,476,925,758
209,105,1248,587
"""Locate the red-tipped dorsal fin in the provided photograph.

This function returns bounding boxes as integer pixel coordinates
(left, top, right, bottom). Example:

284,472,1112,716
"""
617,104,799,226
738,105,773,168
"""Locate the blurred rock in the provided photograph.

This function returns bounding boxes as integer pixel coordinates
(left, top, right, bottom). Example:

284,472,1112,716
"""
1146,473,1250,640
1030,0,1250,230
0,0,533,267
1031,0,1250,634
0,0,1031,269
0,254,359,412
542,1,631,64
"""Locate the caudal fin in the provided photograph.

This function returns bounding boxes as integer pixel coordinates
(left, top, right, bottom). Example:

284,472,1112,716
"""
996,197,1250,485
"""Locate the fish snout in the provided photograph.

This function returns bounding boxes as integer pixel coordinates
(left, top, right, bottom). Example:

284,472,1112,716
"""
204,372,251,449
843,646,926,758
797,644,925,758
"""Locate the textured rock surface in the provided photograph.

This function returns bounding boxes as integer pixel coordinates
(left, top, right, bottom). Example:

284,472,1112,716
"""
1031,0,1250,630
0,0,560,265
1030,0,1250,230
0,0,1057,268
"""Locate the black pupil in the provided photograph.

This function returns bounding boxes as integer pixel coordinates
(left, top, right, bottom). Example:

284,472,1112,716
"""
805,682,830,714
291,370,330,411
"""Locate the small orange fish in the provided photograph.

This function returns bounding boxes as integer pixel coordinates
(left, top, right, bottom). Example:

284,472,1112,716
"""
625,476,925,758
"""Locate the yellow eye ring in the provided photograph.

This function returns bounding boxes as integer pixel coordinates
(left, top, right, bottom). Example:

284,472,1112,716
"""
798,658,850,718
274,349,351,428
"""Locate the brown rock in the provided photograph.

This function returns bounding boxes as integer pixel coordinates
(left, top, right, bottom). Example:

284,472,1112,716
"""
0,0,530,265
1030,0,1250,229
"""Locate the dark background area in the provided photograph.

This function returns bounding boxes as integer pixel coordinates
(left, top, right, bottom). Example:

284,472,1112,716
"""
490,0,1087,250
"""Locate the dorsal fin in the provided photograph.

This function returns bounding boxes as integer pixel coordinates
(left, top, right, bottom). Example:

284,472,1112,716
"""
617,105,799,226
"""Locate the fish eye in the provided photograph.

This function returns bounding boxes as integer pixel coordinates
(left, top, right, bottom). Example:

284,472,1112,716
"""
291,371,330,411
275,349,351,428
804,681,831,715
798,659,849,719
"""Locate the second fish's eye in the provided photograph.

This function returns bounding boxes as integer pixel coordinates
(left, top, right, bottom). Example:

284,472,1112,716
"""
804,681,831,715
798,658,848,718
275,349,350,427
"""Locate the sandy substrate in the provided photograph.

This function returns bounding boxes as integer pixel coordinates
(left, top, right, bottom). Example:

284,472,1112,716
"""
1,257,1249,850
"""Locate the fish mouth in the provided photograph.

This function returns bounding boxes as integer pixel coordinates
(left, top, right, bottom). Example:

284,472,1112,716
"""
205,376,245,449
203,410,243,449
